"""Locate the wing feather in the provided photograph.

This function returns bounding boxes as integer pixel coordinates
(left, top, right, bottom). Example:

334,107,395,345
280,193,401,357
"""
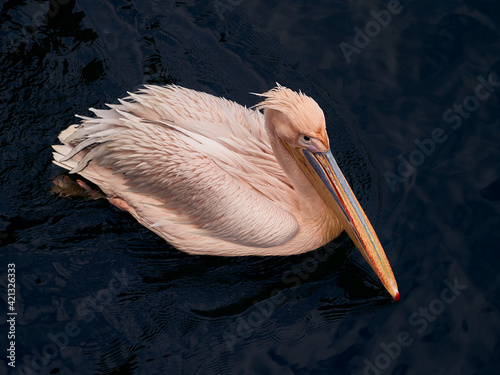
53,85,300,250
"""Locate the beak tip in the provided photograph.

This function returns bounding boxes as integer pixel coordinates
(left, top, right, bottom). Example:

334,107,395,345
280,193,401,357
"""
393,291,400,302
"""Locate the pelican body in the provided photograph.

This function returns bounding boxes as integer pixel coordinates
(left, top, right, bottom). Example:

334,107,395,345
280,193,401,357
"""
52,85,399,300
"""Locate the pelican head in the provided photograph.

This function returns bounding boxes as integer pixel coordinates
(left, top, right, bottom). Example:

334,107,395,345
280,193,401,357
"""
255,85,399,301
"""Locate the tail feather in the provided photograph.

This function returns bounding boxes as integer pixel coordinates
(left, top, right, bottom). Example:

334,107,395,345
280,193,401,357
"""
52,145,78,171
58,124,79,143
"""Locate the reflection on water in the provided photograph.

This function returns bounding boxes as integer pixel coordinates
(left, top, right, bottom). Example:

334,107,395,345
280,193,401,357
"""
1,0,499,374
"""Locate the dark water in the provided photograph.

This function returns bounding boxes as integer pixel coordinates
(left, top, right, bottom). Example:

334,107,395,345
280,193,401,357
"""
1,0,499,374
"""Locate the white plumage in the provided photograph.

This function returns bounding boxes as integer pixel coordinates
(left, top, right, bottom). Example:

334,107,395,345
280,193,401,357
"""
53,85,339,255
52,84,399,299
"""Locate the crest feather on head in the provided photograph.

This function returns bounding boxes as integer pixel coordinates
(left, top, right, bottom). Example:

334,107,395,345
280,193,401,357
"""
252,84,326,139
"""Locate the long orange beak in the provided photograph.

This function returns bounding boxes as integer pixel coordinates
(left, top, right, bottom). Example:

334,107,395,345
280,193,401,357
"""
285,142,399,301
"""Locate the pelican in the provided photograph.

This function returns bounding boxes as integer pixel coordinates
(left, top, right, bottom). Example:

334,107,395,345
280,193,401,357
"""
52,84,399,300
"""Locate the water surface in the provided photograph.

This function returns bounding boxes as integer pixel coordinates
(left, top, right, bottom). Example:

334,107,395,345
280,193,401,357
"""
1,0,499,374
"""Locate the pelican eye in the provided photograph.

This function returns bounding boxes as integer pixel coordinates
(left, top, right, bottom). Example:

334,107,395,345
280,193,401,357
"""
298,134,322,152
300,134,312,144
